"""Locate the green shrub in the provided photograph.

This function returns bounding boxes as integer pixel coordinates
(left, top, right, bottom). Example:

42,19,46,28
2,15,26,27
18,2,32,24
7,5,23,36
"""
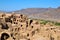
40,20,49,25
54,22,60,26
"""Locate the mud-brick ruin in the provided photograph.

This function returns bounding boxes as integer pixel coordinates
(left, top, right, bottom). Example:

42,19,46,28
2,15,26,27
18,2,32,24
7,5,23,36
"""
0,13,60,40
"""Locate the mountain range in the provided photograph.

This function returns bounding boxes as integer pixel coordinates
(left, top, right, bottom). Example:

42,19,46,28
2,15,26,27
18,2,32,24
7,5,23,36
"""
0,7,60,22
13,7,60,22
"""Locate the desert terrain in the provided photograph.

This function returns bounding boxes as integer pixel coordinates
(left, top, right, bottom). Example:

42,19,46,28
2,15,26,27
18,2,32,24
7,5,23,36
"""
0,13,60,40
0,0,60,40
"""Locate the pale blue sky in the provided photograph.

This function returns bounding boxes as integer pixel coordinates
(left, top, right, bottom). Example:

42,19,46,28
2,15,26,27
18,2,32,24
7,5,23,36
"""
0,0,60,11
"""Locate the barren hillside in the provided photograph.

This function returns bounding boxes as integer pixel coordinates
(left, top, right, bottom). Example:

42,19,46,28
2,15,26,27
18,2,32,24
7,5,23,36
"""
13,7,60,22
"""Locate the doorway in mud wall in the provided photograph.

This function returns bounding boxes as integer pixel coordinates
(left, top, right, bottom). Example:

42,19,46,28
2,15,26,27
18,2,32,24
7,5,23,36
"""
0,33,10,40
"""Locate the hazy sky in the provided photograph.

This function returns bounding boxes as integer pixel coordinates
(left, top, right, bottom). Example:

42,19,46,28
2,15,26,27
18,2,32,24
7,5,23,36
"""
0,0,60,11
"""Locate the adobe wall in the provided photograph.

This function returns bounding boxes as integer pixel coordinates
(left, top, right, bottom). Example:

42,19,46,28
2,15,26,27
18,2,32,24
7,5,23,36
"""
0,13,60,40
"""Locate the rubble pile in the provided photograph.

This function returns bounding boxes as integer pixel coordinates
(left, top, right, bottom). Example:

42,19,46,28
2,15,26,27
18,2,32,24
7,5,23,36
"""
0,13,60,40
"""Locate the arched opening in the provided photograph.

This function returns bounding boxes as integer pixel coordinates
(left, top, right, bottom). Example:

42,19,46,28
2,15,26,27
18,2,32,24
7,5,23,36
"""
1,23,9,30
29,20,33,25
5,18,12,23
1,33,10,40
20,14,23,18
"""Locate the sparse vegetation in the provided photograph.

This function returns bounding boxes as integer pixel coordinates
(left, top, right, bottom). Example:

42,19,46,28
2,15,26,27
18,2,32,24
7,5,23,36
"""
40,20,60,26
54,22,60,26
31,18,60,26
39,20,50,25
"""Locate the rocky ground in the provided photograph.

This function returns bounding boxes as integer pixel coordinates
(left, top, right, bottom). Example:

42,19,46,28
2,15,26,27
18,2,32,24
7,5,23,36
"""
0,13,60,40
